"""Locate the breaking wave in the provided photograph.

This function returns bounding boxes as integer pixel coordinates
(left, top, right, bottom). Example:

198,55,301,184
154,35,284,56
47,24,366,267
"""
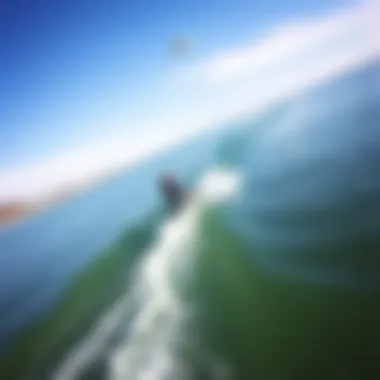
53,168,240,380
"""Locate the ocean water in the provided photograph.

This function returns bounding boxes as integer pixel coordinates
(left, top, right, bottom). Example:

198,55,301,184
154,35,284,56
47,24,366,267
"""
1,62,380,380
232,61,380,289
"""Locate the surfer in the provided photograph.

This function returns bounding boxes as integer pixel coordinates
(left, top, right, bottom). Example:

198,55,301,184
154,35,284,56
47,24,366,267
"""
158,172,187,215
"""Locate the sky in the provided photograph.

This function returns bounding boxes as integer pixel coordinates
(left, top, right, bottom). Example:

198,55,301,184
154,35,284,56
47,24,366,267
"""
1,0,379,202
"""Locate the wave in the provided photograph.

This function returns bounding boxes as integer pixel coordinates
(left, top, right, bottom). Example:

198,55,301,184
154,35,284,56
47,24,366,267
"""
52,168,240,380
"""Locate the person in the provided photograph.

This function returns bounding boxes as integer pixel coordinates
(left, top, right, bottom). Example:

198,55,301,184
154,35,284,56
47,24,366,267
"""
158,172,186,215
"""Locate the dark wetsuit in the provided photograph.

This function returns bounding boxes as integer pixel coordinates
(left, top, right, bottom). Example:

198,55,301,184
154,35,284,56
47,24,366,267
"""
158,174,186,215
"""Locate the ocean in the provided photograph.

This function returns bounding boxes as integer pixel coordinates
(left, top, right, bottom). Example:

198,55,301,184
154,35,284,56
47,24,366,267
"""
1,61,380,380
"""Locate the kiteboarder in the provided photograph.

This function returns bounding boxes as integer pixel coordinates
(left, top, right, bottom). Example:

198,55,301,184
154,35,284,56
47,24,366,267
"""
158,172,187,214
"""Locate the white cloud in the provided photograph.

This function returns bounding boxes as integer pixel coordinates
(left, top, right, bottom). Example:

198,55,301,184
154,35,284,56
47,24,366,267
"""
185,1,379,84
0,136,149,202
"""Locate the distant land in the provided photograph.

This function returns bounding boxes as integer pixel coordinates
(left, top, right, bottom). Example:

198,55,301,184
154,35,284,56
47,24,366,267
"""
0,202,36,226
0,185,85,227
0,164,129,227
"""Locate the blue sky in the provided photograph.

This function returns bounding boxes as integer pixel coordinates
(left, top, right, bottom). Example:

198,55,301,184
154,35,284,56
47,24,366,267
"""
1,0,378,200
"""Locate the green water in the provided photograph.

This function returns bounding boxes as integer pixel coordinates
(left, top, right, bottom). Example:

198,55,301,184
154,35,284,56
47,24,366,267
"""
195,206,380,379
3,202,380,380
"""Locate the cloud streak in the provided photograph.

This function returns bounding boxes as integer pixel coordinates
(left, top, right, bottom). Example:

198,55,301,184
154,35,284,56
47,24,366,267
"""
186,1,379,84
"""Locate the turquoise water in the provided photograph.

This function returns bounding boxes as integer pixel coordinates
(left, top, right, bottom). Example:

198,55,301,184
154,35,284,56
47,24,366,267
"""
1,62,380,380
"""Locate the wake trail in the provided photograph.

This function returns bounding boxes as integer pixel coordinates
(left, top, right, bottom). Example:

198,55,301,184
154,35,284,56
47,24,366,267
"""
52,168,240,380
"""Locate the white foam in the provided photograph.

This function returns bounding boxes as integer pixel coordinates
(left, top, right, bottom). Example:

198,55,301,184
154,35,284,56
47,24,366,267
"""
52,168,240,380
